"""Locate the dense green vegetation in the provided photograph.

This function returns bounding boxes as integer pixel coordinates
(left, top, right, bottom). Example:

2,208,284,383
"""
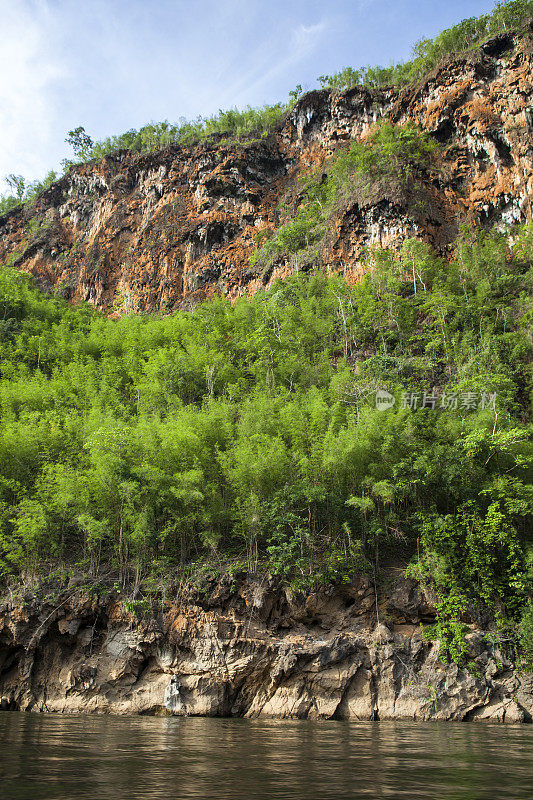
61,103,289,168
0,223,531,661
318,0,533,90
0,0,531,667
0,171,58,215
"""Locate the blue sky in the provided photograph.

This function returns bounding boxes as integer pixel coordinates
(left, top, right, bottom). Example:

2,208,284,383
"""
1,0,496,194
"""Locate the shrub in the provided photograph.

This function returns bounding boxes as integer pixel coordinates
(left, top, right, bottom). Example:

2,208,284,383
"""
519,601,533,669
317,1,533,91
249,121,438,271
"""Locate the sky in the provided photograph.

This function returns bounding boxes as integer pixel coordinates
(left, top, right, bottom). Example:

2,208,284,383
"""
1,0,497,194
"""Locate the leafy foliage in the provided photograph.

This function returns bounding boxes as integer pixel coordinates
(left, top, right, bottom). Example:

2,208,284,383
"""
65,127,94,160
519,601,533,668
0,0,532,668
0,226,531,651
250,121,438,272
62,105,289,169
0,171,58,215
317,1,533,90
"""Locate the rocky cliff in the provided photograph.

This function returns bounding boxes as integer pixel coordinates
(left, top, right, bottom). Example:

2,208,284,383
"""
0,28,532,312
1,577,532,722
1,27,532,724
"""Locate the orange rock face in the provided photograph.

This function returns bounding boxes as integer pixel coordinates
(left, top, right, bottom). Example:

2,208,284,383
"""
1,29,532,313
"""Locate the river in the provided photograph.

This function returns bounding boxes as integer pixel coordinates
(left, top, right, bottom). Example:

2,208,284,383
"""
0,712,532,799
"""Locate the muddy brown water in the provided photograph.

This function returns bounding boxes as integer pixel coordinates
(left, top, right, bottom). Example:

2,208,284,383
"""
0,712,532,799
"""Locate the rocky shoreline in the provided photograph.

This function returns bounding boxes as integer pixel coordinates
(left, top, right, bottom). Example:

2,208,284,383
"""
0,575,531,723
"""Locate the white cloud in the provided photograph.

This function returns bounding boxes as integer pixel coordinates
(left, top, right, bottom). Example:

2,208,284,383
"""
227,20,327,105
0,1,66,193
292,21,327,52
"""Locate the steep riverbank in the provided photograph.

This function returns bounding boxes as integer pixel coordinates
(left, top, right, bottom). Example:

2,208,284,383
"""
1,575,531,722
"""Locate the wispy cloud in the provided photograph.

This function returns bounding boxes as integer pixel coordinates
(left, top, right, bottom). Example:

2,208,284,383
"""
0,1,65,191
225,20,327,106
292,22,327,52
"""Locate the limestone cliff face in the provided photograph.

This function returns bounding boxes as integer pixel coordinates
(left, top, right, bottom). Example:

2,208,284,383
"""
0,29,532,312
1,577,531,722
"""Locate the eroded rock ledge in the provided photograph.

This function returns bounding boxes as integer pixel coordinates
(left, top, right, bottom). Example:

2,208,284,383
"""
0,575,531,723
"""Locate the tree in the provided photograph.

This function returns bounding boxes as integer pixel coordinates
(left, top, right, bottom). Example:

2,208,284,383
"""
0,196,18,214
289,84,303,104
65,126,94,160
5,174,26,202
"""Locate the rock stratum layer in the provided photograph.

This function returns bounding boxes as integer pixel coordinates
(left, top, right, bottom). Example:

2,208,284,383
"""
1,29,532,312
1,577,532,722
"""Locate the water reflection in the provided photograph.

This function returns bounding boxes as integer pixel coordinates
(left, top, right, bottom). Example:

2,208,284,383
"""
0,712,532,799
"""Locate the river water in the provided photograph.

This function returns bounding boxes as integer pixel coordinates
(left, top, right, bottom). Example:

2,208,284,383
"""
0,712,532,799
